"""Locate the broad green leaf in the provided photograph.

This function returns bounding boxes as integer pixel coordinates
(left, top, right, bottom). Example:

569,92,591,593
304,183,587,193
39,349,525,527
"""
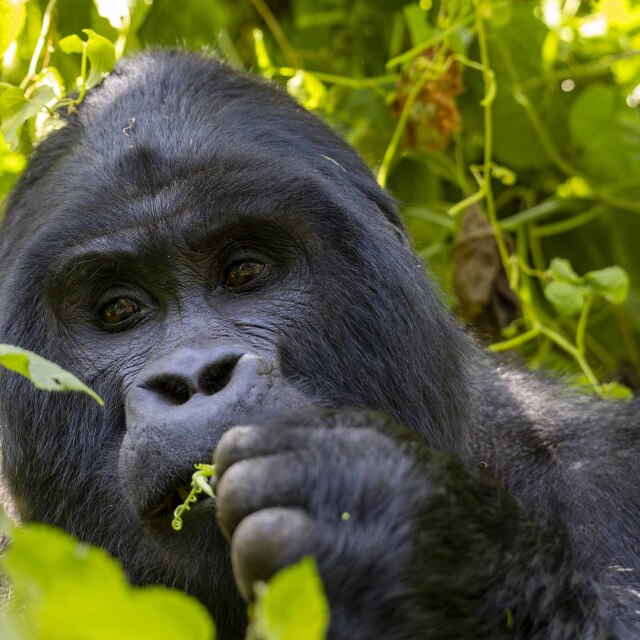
544,281,587,315
0,344,103,405
82,29,117,86
0,0,26,57
569,84,640,181
59,30,117,88
1,523,215,640
585,266,630,305
480,4,569,170
548,257,581,284
251,557,329,640
0,85,54,150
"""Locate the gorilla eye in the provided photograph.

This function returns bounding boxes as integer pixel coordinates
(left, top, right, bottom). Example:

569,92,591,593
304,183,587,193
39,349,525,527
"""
100,297,140,325
224,261,265,288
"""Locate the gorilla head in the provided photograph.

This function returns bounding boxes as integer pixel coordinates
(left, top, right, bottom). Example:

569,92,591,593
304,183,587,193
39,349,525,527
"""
1,51,638,639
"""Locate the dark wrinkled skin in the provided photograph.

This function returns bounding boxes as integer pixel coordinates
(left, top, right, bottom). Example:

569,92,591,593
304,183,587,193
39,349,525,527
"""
0,51,639,639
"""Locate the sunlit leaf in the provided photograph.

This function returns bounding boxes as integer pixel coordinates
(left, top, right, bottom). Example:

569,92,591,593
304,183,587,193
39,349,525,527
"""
0,85,54,150
59,30,117,88
1,523,215,640
250,557,329,640
58,33,85,54
0,0,26,57
0,344,103,404
82,29,117,86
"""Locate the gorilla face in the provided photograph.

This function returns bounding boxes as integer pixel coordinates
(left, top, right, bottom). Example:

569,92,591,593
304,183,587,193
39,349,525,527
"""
0,51,471,636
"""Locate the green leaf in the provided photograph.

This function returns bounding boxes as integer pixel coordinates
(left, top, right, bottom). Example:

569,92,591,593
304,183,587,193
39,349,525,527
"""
0,345,103,405
82,29,117,86
598,382,633,400
1,523,215,640
479,4,570,170
0,0,26,57
59,30,117,88
58,34,85,54
585,266,630,305
0,85,54,150
544,281,587,315
251,557,329,640
548,257,581,283
569,84,640,181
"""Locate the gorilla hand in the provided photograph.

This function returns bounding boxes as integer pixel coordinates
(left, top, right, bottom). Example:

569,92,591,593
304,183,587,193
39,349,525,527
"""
213,410,521,640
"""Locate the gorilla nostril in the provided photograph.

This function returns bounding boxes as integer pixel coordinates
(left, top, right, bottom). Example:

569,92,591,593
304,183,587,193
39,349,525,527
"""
145,375,194,405
198,357,239,395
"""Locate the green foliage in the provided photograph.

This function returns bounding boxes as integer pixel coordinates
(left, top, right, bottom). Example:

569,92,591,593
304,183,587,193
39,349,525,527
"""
248,557,330,640
0,517,329,640
0,344,103,404
0,521,216,639
59,29,116,89
544,258,629,315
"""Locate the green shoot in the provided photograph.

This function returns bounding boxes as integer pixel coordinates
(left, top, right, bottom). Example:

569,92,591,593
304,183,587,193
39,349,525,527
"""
171,463,216,531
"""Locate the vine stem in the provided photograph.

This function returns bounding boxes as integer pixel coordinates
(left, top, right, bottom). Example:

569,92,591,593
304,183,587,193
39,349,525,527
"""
386,13,475,68
539,325,601,392
275,67,398,89
532,206,603,238
490,327,541,352
377,68,432,187
250,0,298,67
576,293,593,357
20,0,58,89
473,0,511,277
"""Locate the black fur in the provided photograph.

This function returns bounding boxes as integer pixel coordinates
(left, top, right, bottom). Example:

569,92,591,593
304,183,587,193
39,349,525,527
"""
0,50,639,639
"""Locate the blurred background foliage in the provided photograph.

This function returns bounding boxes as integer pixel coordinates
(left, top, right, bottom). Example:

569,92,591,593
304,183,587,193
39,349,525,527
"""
2,0,640,396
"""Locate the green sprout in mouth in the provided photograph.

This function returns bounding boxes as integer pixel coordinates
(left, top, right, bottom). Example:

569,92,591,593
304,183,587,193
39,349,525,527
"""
171,463,216,531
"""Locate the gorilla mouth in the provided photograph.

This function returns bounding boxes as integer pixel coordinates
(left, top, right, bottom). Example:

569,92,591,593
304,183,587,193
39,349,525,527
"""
144,483,194,519
141,468,216,524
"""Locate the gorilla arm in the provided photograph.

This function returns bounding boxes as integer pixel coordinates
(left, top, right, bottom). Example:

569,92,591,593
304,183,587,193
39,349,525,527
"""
213,410,612,640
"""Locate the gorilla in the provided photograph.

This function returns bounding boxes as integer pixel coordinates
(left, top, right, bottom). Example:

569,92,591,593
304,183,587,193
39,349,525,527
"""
0,50,639,639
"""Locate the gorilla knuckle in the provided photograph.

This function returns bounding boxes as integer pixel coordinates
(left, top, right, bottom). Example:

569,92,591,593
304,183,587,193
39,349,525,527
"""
231,507,315,600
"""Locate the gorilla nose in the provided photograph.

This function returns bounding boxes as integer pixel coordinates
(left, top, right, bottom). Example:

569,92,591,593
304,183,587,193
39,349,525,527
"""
138,344,268,405
143,352,240,405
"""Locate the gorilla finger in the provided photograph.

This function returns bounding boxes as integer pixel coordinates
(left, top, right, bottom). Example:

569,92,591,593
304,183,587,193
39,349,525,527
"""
214,422,389,481
231,507,317,601
214,425,276,480
216,453,310,539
